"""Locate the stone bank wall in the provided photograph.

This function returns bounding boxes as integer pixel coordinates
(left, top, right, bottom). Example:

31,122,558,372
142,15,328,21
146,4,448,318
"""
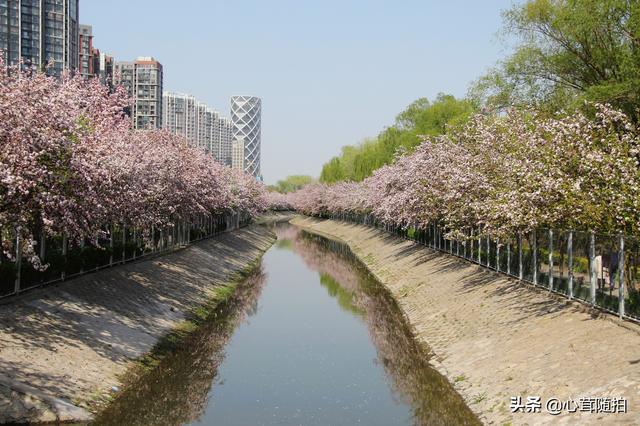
0,224,275,423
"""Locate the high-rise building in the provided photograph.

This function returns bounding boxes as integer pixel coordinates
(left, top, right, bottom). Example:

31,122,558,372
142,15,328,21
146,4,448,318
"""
114,57,163,129
218,117,233,166
162,91,233,165
78,24,94,78
0,0,80,76
204,108,219,157
231,138,245,171
231,96,262,177
97,52,114,85
162,92,197,141
78,24,112,85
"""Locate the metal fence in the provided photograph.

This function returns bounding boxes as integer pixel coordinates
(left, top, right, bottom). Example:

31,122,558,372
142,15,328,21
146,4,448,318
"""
0,212,252,299
326,212,640,323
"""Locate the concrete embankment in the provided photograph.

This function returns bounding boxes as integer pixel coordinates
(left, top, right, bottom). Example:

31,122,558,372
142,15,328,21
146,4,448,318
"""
0,222,276,424
291,216,640,425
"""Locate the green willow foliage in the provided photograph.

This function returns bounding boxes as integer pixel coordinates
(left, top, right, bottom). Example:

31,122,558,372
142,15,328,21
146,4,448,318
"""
320,94,476,183
268,175,315,193
471,0,640,119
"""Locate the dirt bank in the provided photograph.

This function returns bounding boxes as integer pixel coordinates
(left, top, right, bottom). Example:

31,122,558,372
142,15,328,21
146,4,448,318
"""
292,216,640,426
0,223,276,424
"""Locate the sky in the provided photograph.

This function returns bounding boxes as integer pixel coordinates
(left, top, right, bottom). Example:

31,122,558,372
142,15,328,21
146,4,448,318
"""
82,0,517,184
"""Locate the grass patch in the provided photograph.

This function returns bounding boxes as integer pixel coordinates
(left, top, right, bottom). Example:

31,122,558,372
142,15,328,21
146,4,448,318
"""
473,392,487,404
87,257,265,414
454,375,467,383
133,262,258,375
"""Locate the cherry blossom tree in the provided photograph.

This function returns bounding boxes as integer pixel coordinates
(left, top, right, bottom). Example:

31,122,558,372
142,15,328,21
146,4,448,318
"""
0,59,267,265
288,103,640,239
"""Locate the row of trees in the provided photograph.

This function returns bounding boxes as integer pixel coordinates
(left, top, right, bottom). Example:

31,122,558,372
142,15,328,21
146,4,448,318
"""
287,103,640,238
0,60,267,265
320,0,640,186
267,175,315,193
320,94,476,183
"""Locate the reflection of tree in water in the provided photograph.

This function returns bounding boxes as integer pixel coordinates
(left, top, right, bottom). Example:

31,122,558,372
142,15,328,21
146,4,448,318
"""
92,264,267,426
283,226,480,426
319,273,364,316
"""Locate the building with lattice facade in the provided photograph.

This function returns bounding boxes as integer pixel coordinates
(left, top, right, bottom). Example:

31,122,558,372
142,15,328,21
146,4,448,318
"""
231,96,261,177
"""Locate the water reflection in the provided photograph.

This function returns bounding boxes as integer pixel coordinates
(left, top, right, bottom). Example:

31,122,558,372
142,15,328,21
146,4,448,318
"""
92,223,479,425
92,266,266,426
276,225,479,425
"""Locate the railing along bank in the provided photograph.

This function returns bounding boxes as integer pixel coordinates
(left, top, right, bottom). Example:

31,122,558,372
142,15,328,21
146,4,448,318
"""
322,212,640,323
0,211,252,299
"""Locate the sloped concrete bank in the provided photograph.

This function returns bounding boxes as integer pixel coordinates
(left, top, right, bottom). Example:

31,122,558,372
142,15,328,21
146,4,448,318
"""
291,216,640,426
0,222,276,424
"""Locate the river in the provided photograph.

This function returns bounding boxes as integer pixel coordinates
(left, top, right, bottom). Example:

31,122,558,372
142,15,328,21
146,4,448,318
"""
92,223,479,425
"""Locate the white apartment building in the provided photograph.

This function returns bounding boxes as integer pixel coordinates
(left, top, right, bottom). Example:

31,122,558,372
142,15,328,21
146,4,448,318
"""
162,91,232,166
231,138,245,171
218,117,233,166
114,57,163,129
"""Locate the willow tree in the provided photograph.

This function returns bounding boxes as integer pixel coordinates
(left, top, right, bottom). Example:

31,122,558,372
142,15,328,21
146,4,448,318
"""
320,94,476,183
471,0,640,119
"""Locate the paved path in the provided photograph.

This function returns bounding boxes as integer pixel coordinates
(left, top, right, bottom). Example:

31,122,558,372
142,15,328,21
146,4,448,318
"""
292,217,640,425
0,224,275,423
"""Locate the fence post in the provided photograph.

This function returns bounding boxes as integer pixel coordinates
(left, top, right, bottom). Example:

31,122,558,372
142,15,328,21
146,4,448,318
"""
61,233,67,280
496,238,500,271
109,224,114,266
477,229,481,264
433,224,437,249
486,236,490,267
568,231,573,300
79,236,85,276
618,233,625,318
431,222,436,250
518,232,523,281
589,231,596,305
14,228,21,294
463,231,467,258
132,228,137,260
122,222,126,263
507,242,511,275
174,221,178,245
450,232,454,254
548,229,554,291
39,232,46,262
532,229,538,285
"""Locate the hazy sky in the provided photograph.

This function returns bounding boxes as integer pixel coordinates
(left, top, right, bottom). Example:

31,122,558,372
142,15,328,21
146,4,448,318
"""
82,0,516,184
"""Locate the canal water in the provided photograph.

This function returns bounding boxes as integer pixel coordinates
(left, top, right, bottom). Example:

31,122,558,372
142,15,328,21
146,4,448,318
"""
93,223,479,425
